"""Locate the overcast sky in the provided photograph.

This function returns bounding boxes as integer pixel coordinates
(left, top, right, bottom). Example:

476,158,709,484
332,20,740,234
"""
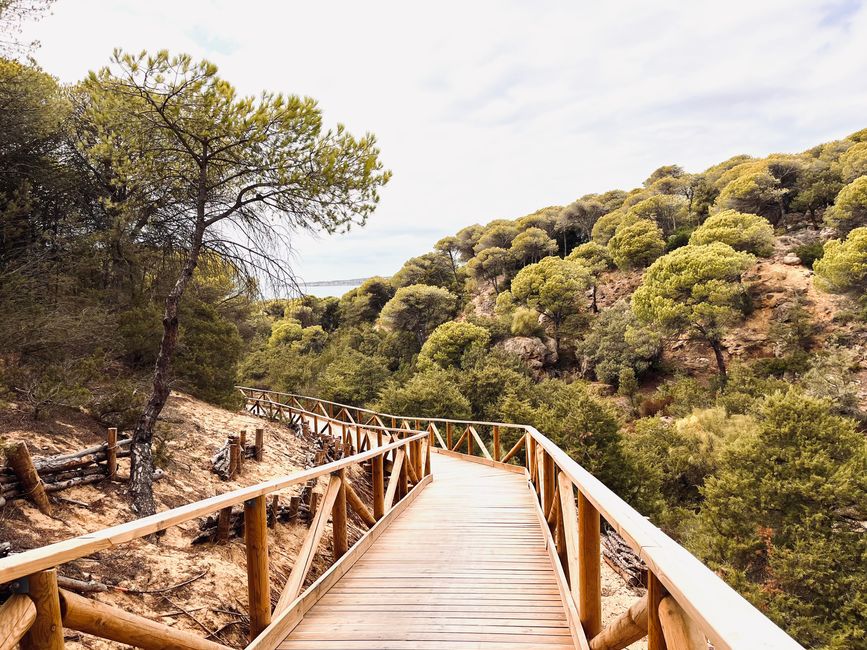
19,0,867,285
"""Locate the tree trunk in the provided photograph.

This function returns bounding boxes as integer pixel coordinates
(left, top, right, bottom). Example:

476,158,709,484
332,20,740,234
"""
591,284,598,313
129,220,205,516
708,338,727,385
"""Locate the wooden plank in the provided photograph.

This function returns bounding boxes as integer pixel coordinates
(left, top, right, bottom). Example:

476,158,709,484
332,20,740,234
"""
274,475,343,614
248,475,432,650
345,480,376,528
469,426,492,460
280,454,580,650
383,449,405,511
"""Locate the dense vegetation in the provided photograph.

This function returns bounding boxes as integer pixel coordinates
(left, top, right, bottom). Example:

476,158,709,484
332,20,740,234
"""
2,27,866,649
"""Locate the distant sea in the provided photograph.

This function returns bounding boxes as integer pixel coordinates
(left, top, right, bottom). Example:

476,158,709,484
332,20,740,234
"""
301,278,370,298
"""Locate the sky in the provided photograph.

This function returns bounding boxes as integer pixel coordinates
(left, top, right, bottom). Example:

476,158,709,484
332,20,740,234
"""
18,0,867,286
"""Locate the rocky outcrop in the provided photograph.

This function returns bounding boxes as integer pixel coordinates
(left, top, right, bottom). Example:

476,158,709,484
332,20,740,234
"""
498,336,558,377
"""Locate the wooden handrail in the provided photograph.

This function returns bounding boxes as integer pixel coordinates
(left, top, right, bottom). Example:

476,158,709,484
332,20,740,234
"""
0,430,425,584
237,387,804,650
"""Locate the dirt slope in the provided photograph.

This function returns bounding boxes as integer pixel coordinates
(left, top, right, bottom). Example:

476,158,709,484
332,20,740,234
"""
0,392,364,648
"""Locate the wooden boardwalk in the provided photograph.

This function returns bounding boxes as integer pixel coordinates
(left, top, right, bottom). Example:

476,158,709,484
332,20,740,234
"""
278,452,575,649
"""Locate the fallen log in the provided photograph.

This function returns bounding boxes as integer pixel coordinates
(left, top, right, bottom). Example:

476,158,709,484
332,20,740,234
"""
602,528,646,588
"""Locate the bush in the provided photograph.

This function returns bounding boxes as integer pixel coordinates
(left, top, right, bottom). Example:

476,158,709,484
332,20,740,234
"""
793,241,825,268
268,319,303,347
174,300,244,405
418,321,490,370
814,227,867,298
689,209,775,256
694,390,867,648
665,226,694,251
496,380,633,496
376,368,472,419
608,219,665,269
316,349,390,406
576,302,661,385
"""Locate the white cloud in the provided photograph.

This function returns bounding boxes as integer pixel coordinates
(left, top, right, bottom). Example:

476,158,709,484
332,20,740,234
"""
19,0,867,283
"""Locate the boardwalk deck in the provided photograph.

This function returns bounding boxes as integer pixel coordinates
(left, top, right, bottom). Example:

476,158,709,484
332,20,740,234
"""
278,453,575,649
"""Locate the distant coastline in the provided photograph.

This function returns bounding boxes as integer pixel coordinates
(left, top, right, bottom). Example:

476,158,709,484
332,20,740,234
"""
304,277,371,287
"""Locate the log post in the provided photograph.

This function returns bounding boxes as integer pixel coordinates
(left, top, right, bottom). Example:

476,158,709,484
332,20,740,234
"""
6,443,52,515
238,430,247,469
309,491,320,520
244,495,270,640
269,495,279,528
106,428,118,481
0,594,37,650
658,596,705,650
466,426,473,455
254,428,265,462
216,506,232,544
21,569,64,650
446,422,453,449
647,571,667,650
333,469,348,561
228,435,240,480
578,491,602,639
492,425,500,462
373,447,385,521
424,431,432,476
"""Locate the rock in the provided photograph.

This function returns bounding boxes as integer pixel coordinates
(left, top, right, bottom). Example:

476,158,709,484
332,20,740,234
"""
498,336,556,376
782,252,801,265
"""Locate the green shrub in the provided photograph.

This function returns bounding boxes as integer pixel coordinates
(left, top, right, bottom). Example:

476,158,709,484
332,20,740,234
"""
794,242,825,268
376,368,472,419
418,321,490,370
694,390,867,648
608,219,665,269
316,349,390,406
665,226,695,251
689,209,775,256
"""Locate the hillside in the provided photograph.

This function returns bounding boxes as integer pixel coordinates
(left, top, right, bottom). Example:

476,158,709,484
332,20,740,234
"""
0,393,354,648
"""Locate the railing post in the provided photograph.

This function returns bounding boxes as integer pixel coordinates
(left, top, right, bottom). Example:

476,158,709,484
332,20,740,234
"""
466,426,473,456
659,596,705,650
648,572,668,650
254,428,265,462
228,434,240,479
244,495,270,640
424,429,432,476
333,469,348,560
239,430,247,470
373,433,385,520
106,427,118,480
446,422,453,449
578,491,602,639
492,425,500,462
21,568,64,650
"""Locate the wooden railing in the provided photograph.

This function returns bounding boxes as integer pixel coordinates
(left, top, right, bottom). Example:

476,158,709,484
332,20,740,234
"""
0,401,430,650
237,387,805,650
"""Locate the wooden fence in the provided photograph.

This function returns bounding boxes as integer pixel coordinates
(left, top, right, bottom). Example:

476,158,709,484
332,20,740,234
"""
0,402,430,650
236,387,805,650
